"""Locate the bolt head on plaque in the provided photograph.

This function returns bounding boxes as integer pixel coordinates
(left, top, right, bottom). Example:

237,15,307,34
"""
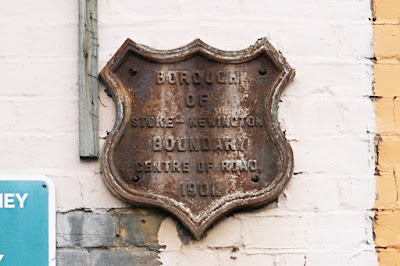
99,38,295,239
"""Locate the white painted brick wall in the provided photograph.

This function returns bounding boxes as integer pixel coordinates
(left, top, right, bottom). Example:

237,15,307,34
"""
0,0,376,265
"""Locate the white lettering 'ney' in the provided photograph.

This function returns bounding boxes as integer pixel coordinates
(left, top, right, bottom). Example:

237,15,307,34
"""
0,193,28,208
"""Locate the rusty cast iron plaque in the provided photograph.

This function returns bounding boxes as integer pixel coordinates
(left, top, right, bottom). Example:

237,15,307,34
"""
100,38,295,239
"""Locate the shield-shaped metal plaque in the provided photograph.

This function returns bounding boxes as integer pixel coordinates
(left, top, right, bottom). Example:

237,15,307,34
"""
100,38,294,239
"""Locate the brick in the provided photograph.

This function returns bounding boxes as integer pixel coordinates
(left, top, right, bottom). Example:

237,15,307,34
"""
394,98,400,133
374,64,400,97
157,218,182,252
57,211,116,248
281,176,343,211
242,215,308,249
84,213,116,247
349,251,378,266
375,171,398,208
171,0,241,19
378,248,400,266
342,22,373,58
0,100,19,132
345,178,376,209
0,23,77,59
339,99,375,136
80,172,128,209
281,98,349,138
0,59,78,98
282,176,375,211
375,210,400,247
98,0,181,22
374,0,400,24
113,209,165,250
282,63,372,98
15,99,78,134
56,249,89,266
217,251,276,266
374,25,400,60
375,97,396,134
243,213,370,250
277,22,346,58
199,216,243,247
0,134,80,171
53,176,83,211
57,212,86,247
90,250,160,266
157,251,181,266
378,135,400,171
394,165,400,201
276,254,306,266
291,137,372,176
305,251,377,266
281,97,373,140
176,248,220,266
306,213,371,249
0,0,77,21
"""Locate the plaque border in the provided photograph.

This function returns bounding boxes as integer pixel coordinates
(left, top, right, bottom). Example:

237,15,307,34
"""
100,38,295,239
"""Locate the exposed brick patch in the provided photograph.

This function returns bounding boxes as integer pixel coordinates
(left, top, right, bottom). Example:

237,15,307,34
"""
56,209,165,265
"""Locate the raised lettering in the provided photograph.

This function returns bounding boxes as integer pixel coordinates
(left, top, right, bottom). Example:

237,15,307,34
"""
153,136,162,151
156,71,165,84
180,71,189,85
185,92,195,107
180,182,223,197
217,71,226,84
168,71,177,84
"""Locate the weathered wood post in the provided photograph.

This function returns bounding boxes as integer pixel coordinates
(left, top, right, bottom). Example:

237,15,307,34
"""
79,0,99,158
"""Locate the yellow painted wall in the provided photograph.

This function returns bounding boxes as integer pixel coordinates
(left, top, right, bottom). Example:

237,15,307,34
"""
374,0,400,265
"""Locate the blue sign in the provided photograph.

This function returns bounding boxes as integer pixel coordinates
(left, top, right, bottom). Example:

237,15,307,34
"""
0,175,55,266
